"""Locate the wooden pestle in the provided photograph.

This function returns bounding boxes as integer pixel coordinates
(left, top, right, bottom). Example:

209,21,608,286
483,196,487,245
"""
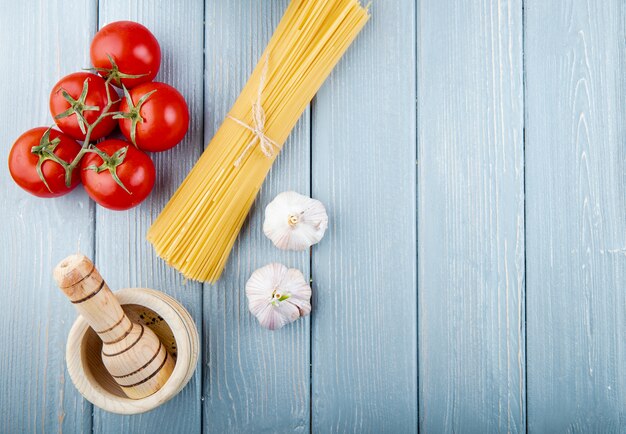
53,254,175,399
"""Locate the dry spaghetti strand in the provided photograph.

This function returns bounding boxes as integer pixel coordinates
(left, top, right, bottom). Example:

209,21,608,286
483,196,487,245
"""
147,0,369,283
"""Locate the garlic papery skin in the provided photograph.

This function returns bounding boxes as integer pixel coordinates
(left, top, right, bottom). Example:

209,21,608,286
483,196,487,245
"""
245,263,312,330
263,191,328,251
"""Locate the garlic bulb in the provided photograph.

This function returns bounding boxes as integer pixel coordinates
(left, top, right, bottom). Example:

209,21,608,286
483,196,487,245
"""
245,263,311,330
263,191,328,251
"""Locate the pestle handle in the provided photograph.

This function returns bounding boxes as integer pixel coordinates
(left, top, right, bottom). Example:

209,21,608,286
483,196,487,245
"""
53,254,131,345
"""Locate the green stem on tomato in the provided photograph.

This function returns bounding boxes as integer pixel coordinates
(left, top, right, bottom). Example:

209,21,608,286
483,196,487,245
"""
65,75,120,179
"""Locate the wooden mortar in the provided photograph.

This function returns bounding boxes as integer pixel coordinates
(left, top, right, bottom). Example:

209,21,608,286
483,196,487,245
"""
54,254,176,399
55,255,199,414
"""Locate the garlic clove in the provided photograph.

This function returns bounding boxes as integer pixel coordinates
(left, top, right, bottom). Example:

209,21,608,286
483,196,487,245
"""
245,263,311,330
263,191,328,251
250,300,300,331
279,268,312,317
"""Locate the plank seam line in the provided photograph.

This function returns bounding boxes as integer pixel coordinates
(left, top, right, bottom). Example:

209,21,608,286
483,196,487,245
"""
308,87,314,434
414,0,419,430
200,0,207,431
521,0,528,432
91,4,99,434
196,0,208,433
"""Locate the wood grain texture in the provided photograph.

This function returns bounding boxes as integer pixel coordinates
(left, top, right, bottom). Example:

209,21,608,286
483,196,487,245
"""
525,0,626,432
310,1,417,432
92,0,204,432
4,0,626,432
202,2,311,432
0,1,96,432
417,0,525,432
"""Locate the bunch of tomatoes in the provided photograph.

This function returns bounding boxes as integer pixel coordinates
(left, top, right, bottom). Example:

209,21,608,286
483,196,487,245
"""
8,21,189,210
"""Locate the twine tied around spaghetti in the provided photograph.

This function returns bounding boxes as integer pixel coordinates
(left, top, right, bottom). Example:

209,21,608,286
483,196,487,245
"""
228,54,279,167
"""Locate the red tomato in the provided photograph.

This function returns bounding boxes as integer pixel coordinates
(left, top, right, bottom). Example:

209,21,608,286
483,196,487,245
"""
80,139,155,210
8,127,82,198
90,21,161,89
50,72,119,141
117,82,189,152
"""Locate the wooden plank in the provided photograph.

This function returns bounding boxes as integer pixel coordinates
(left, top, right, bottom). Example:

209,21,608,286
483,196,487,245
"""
0,1,96,432
310,2,417,432
201,2,311,432
417,0,525,432
525,0,626,431
92,1,204,432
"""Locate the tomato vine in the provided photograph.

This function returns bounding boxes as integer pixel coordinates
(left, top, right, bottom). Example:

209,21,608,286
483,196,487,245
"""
37,70,147,191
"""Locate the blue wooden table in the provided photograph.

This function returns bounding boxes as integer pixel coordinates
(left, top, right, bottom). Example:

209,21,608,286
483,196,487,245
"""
1,0,624,433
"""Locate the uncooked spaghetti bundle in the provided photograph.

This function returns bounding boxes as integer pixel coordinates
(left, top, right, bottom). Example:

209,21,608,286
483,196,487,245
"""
147,0,369,282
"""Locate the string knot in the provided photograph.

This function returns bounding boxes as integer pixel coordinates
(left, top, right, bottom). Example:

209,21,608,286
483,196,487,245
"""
228,54,278,167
